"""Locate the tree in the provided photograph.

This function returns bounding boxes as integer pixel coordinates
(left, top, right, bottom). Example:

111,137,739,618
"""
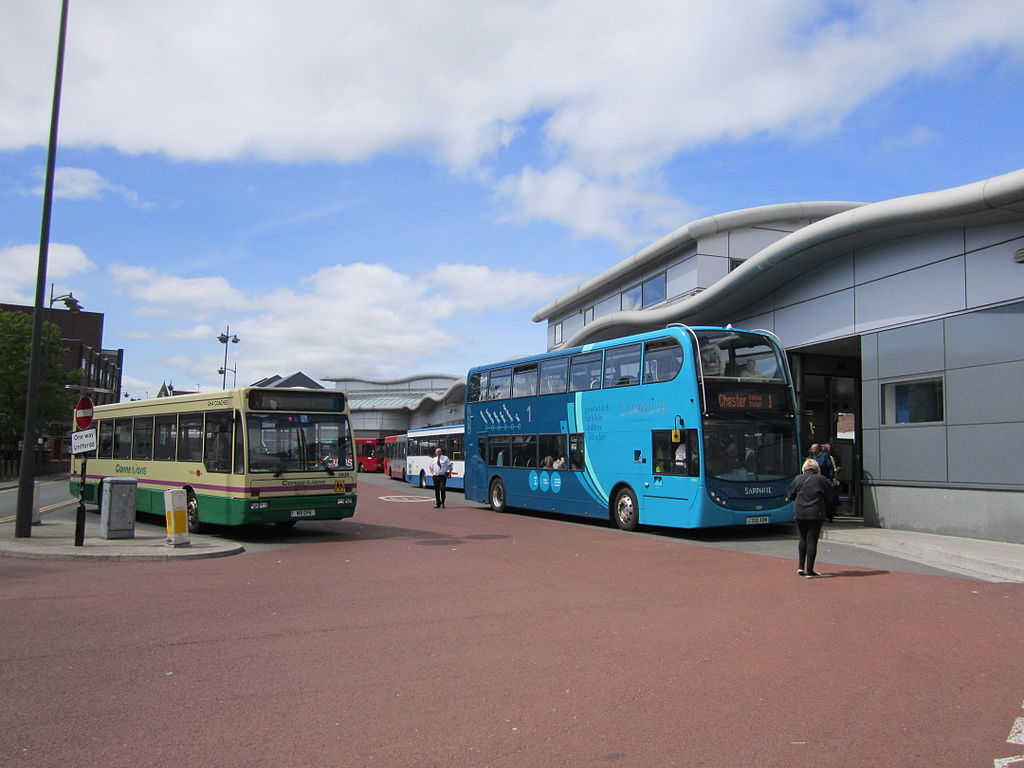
0,309,80,446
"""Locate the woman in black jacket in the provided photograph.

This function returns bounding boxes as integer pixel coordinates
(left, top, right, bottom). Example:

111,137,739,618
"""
788,458,834,578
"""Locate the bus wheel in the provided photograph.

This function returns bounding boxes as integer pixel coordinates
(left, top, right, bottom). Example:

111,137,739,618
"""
186,493,205,534
357,463,365,473
419,471,427,488
489,478,507,513
612,487,639,531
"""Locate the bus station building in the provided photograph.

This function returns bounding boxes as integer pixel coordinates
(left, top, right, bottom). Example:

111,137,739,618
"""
340,168,1024,545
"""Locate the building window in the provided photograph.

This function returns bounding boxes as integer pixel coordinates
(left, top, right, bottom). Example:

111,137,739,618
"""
882,377,944,425
621,284,642,311
550,322,563,348
583,306,594,325
641,273,666,308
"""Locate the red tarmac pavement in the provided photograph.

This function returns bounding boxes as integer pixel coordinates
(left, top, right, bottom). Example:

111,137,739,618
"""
2,490,1022,768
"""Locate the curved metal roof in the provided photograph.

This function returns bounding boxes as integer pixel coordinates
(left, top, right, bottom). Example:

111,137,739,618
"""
556,168,1024,349
532,201,864,323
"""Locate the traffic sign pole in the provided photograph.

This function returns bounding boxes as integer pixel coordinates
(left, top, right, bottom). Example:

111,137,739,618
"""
72,397,94,547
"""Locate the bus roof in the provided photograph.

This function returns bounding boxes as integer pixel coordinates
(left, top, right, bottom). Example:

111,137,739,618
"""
466,325,776,375
90,386,346,415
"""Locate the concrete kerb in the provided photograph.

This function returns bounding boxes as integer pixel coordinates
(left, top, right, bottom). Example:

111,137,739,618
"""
0,475,244,561
822,524,1024,583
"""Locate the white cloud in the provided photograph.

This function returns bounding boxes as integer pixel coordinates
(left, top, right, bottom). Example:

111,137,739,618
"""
114,261,579,381
26,166,145,206
495,165,695,247
0,243,95,304
879,125,940,153
3,0,1022,241
110,265,251,316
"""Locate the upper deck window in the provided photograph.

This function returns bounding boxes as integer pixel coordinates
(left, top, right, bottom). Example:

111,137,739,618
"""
603,343,641,388
642,338,683,383
693,330,785,382
570,352,603,392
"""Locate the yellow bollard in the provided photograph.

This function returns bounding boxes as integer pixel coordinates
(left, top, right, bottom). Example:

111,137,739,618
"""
164,489,190,548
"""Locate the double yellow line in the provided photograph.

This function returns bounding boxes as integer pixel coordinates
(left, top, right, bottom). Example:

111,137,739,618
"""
0,479,77,524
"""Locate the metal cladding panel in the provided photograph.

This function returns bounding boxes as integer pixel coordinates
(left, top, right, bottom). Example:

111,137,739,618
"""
948,422,1024,485
878,424,947,483
854,229,963,284
965,237,1024,307
875,320,945,379
946,361,1024,426
945,303,1024,369
774,288,855,349
861,333,879,381
855,257,966,334
775,251,854,308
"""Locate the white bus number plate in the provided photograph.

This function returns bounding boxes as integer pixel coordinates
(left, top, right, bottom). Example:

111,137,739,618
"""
746,515,770,525
290,509,316,518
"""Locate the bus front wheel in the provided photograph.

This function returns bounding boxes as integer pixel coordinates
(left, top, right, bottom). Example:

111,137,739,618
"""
489,478,507,513
612,487,639,532
419,471,428,488
186,492,205,534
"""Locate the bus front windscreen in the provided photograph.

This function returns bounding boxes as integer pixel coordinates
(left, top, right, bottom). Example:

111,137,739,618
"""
694,330,787,381
703,420,797,482
247,412,353,474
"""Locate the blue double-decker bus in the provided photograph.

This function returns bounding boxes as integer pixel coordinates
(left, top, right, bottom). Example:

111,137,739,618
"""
464,325,798,530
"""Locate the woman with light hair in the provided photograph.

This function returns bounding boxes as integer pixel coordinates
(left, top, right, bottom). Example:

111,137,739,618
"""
787,457,834,578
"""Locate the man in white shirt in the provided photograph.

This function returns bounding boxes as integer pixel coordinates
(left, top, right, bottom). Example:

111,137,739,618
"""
430,447,452,508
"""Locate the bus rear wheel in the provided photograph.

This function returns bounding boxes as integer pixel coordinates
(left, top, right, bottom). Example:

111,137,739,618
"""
419,471,427,488
186,492,205,534
612,487,639,532
489,478,507,513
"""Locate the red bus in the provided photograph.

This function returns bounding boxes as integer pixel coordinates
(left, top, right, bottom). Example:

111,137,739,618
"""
383,433,407,480
355,437,384,473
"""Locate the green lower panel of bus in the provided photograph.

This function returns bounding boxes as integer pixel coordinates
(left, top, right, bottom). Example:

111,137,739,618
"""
70,480,357,526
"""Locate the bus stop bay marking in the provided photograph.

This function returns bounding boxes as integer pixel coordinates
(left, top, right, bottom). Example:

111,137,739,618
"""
379,496,435,503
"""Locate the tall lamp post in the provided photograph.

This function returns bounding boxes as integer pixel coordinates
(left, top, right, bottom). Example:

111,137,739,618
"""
16,0,71,539
218,326,240,390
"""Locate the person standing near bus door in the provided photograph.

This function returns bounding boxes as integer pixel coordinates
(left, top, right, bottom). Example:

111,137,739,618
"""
787,458,834,578
430,447,452,508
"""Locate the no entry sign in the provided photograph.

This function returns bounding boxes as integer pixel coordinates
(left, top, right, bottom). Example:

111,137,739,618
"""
74,396,94,430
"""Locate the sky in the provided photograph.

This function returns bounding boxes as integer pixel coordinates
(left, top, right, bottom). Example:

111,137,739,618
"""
1,0,1023,398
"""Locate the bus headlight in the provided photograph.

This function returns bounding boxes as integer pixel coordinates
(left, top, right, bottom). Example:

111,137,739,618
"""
250,501,270,510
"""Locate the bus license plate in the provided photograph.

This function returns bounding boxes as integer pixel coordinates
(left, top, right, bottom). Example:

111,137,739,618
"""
746,515,770,525
290,509,316,518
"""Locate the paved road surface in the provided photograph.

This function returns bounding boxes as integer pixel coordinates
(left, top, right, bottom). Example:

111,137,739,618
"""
2,474,1022,767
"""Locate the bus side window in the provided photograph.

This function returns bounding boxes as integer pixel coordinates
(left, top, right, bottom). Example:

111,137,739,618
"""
468,371,488,402
539,357,568,395
567,433,585,470
133,416,153,460
98,420,114,460
489,368,512,400
233,411,245,474
154,415,177,460
643,338,683,383
604,343,641,388
651,429,699,476
512,364,538,398
178,413,203,462
113,418,132,460
488,436,509,467
512,434,537,467
204,411,233,473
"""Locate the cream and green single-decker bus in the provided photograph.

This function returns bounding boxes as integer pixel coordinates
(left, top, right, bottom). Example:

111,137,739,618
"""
70,387,357,531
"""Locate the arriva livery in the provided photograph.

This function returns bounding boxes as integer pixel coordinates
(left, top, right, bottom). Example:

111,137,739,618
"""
465,325,799,530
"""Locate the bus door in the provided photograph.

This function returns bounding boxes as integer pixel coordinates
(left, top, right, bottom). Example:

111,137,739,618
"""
644,428,700,526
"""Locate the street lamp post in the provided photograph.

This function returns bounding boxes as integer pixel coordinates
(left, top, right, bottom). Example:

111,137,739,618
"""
218,326,240,390
16,0,70,539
